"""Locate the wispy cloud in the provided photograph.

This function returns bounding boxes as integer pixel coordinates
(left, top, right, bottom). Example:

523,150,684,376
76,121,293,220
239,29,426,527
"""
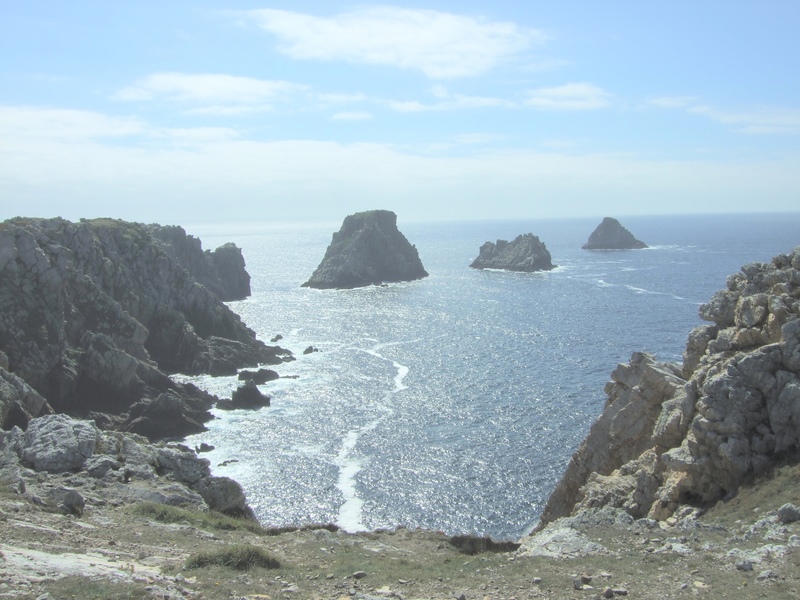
114,72,306,106
331,111,374,121
525,83,612,110
651,97,800,135
388,85,515,112
238,7,544,79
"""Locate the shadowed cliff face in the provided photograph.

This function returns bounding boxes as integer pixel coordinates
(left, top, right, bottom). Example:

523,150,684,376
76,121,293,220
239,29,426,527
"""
0,217,291,439
539,247,800,528
302,210,428,289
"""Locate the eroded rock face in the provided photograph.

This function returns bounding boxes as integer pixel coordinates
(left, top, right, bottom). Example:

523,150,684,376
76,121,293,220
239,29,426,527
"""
0,217,291,438
302,210,428,289
470,233,555,272
538,247,800,529
582,217,647,250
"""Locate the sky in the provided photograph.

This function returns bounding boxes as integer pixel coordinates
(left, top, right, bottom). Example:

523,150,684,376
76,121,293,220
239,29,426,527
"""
1,1,799,224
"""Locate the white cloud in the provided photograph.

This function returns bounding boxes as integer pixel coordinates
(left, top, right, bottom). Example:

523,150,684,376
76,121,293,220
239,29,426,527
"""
0,106,146,139
526,83,612,110
114,72,306,105
3,104,799,223
240,7,543,79
651,97,800,135
331,111,374,121
649,96,697,109
388,94,515,113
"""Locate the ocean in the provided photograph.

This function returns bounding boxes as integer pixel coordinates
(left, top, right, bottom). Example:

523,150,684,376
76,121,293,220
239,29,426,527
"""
179,213,800,541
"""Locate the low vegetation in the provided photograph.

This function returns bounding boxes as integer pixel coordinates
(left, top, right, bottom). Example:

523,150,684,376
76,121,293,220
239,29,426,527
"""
185,544,281,571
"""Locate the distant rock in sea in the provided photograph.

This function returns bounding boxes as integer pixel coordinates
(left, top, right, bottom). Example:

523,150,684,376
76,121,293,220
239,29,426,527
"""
470,234,556,272
302,210,428,289
582,217,647,250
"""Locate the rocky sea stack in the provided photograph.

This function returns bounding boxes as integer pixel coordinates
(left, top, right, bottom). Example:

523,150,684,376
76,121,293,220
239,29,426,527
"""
582,217,647,250
536,246,800,530
0,217,291,440
470,233,556,272
302,210,428,289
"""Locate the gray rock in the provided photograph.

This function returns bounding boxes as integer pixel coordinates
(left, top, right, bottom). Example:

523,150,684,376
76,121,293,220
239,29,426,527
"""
582,217,647,250
470,233,556,272
777,503,800,524
192,475,256,519
47,486,85,515
21,414,99,473
302,210,427,289
218,380,270,410
535,247,800,530
156,446,210,484
0,217,292,438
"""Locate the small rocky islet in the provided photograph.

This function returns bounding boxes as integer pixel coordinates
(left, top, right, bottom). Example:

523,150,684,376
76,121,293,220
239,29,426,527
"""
582,216,648,250
469,233,556,272
302,209,428,289
2,214,800,597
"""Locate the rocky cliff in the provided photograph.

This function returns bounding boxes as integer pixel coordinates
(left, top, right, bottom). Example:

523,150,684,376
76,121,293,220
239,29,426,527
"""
582,217,647,250
538,247,800,528
0,217,291,439
470,233,556,272
302,210,428,289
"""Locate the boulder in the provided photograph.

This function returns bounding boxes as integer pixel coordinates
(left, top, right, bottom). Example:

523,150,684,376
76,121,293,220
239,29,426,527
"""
302,210,428,289
582,217,647,250
20,414,99,473
469,233,555,272
192,475,257,519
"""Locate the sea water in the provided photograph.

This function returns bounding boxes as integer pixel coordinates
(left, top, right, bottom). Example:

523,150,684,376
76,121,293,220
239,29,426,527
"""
180,213,800,540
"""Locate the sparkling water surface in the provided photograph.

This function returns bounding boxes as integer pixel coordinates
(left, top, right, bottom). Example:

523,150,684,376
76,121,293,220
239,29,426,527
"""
179,213,800,540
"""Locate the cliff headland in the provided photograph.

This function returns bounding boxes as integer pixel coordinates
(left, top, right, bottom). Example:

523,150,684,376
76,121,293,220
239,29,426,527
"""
0,217,291,440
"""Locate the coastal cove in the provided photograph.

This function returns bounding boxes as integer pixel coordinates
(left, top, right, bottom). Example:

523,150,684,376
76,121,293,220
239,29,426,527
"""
180,212,800,540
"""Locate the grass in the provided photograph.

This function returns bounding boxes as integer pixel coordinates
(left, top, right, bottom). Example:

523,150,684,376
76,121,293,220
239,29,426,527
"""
130,501,266,534
185,544,281,571
37,576,148,600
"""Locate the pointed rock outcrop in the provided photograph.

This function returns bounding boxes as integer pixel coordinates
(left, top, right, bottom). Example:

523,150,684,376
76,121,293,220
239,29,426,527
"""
470,234,556,272
582,217,647,250
302,210,428,289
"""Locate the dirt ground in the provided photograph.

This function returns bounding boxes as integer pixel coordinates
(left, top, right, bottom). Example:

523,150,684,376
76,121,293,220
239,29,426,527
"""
2,464,800,600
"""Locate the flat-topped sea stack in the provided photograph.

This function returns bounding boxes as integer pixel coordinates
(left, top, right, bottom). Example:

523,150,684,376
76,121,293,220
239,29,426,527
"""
470,233,556,273
302,210,428,289
582,217,647,250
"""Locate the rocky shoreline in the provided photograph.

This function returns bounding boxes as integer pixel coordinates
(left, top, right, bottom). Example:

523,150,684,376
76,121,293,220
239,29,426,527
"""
1,218,799,598
0,217,292,440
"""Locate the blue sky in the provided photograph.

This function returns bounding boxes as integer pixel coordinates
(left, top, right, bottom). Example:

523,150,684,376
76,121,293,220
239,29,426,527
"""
1,1,799,224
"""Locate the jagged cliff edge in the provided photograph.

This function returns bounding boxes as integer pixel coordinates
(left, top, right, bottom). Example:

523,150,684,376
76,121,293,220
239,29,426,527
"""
535,246,800,534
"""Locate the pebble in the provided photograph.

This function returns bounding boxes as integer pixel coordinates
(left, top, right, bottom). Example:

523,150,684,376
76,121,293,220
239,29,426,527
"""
352,571,368,579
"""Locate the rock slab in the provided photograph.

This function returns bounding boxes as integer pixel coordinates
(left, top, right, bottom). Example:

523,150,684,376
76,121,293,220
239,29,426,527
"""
582,217,647,250
302,210,428,289
470,233,555,272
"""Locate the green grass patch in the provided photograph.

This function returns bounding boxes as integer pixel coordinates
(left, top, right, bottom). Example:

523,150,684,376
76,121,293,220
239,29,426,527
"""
130,501,266,534
185,544,280,571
